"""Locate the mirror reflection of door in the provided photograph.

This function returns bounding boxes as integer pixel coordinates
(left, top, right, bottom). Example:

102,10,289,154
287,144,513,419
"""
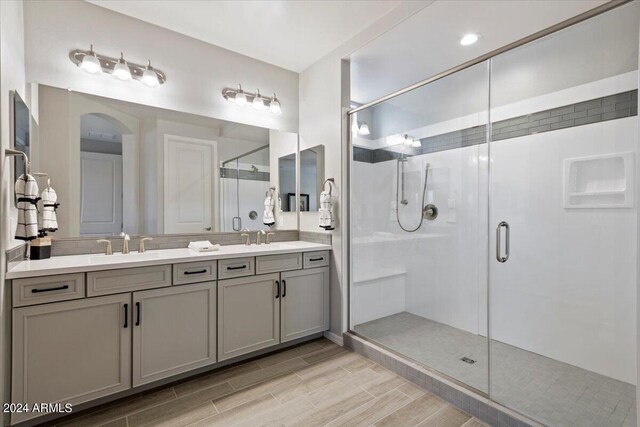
79,113,127,236
163,134,216,234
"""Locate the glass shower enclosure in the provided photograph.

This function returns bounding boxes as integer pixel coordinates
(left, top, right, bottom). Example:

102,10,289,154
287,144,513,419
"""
348,3,638,426
220,145,271,231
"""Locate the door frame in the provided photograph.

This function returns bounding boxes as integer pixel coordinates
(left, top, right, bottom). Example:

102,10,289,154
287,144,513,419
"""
163,134,219,234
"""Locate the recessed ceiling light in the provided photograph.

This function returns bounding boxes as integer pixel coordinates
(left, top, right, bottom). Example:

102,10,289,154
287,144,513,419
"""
460,33,479,46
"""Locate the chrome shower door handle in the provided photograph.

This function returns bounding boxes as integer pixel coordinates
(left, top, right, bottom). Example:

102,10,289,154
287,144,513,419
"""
496,221,510,263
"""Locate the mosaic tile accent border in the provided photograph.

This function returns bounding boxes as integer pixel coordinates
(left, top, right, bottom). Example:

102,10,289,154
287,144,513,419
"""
344,333,539,427
6,230,300,261
354,90,638,163
220,167,270,182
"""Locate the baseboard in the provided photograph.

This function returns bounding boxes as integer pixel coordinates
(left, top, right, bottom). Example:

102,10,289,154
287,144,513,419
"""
323,330,344,346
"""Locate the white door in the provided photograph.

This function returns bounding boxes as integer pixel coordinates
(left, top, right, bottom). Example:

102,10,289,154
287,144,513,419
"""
132,282,217,386
164,135,216,233
80,151,123,236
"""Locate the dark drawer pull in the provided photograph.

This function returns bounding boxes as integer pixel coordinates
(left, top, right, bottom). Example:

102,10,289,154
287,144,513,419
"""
31,285,69,293
123,304,128,328
135,302,141,326
184,269,207,275
227,265,247,271
309,257,324,262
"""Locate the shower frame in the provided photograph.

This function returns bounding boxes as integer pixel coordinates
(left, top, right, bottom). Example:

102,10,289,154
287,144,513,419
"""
345,0,636,412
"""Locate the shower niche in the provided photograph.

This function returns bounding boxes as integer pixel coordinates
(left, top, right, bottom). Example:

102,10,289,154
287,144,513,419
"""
564,152,635,208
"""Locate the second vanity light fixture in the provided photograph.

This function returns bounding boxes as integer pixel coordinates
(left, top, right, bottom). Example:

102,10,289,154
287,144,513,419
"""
222,85,282,115
69,45,167,87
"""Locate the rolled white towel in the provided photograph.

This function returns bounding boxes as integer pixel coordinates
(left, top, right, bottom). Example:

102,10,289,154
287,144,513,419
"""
15,174,40,241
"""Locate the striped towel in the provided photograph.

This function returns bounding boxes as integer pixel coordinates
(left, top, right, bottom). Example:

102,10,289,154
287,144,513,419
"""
39,187,59,232
319,190,334,230
15,174,40,240
263,193,276,226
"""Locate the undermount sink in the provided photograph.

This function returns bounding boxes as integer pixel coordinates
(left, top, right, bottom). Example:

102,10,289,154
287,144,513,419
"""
89,251,163,262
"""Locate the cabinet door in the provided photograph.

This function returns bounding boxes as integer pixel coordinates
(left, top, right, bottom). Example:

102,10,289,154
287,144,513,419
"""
281,267,330,342
12,294,131,424
218,273,280,361
133,282,217,386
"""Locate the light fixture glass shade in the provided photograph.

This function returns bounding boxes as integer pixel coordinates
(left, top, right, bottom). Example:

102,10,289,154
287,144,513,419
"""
80,52,102,74
142,61,159,87
113,54,131,81
269,94,281,114
411,139,422,148
235,85,247,106
358,123,370,136
252,90,265,110
403,134,414,146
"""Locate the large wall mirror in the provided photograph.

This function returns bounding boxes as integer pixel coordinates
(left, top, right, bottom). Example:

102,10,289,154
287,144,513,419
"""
26,84,299,238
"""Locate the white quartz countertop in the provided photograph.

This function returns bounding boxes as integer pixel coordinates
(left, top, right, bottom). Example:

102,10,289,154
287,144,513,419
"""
6,241,332,280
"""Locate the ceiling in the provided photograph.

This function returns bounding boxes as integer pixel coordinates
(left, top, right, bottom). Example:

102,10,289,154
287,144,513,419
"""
86,0,401,72
350,0,608,104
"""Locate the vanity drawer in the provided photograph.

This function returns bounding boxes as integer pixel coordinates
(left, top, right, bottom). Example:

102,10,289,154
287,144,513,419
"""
218,257,255,279
256,253,302,274
13,273,85,307
87,265,171,296
173,260,217,285
303,251,330,269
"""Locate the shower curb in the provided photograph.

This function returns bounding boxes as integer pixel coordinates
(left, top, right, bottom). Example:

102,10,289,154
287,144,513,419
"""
344,332,542,427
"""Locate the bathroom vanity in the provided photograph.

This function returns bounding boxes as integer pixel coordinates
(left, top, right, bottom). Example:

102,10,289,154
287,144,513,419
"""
6,241,331,424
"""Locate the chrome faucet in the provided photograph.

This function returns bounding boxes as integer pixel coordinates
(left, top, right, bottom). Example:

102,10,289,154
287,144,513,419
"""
240,228,251,246
256,230,266,245
97,239,113,255
139,237,153,253
266,232,275,244
120,232,130,254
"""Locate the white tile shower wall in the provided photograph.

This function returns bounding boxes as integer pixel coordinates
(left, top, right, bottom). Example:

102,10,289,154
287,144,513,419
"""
352,73,637,385
490,116,637,385
352,146,486,337
220,177,271,231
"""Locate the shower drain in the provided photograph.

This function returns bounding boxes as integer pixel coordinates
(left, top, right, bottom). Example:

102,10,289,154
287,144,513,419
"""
460,357,476,364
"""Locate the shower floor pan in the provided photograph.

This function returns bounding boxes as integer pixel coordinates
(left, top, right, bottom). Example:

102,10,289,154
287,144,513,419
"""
354,312,636,427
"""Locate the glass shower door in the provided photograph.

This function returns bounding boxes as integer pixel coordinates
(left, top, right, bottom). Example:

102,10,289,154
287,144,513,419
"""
488,3,638,425
350,61,491,393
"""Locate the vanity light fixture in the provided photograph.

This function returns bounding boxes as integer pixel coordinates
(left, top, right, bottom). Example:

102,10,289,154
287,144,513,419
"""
358,123,370,136
403,134,415,146
79,44,102,74
69,45,166,86
253,89,265,110
269,94,282,115
112,52,132,81
222,85,283,115
411,138,422,148
460,33,479,46
142,60,160,87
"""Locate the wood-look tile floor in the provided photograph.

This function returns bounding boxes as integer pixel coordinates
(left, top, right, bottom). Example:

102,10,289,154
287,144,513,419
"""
54,339,489,427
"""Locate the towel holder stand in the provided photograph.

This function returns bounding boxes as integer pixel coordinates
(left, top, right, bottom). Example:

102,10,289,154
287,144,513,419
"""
33,172,52,189
323,178,335,195
5,148,30,175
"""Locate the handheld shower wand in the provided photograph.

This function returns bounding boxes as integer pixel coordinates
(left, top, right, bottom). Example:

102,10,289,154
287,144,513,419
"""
396,156,433,232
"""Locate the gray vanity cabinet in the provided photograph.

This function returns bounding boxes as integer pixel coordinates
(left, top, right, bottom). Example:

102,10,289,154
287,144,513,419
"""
11,294,131,424
281,267,330,342
132,282,217,386
218,273,281,361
